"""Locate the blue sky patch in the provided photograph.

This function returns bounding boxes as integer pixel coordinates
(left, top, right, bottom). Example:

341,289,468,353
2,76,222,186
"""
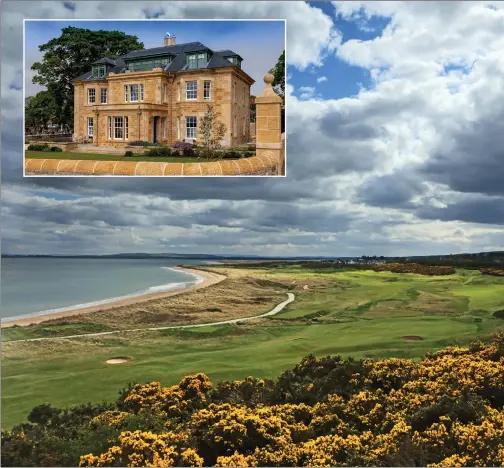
289,3,391,101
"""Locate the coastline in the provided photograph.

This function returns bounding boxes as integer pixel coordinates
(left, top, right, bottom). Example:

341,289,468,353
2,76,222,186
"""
1,267,226,328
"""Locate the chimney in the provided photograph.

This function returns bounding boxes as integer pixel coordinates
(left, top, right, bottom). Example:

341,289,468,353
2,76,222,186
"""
164,32,176,46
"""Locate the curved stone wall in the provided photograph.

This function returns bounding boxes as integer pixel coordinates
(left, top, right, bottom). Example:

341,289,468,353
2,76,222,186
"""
25,153,278,176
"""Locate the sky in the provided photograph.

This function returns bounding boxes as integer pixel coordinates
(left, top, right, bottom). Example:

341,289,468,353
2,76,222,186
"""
2,1,504,257
24,19,285,96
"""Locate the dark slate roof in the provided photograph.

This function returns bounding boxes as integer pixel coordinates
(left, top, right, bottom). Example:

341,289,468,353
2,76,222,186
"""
206,53,234,69
121,42,210,59
110,58,126,73
74,42,246,81
92,58,116,65
216,49,243,60
74,57,126,81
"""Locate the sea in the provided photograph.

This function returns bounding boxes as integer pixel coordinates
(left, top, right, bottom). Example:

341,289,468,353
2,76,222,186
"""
1,257,212,321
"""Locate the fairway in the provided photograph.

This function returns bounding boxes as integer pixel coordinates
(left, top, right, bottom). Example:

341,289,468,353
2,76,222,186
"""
3,266,504,428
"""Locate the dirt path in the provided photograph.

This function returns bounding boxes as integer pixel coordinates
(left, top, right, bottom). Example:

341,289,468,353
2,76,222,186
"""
6,293,295,343
1,267,226,328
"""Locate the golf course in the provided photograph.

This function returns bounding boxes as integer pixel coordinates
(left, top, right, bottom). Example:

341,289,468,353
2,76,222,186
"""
2,264,504,429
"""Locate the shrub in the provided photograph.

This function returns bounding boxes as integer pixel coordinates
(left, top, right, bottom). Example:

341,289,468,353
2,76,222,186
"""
124,151,134,157
6,335,504,468
183,147,194,157
244,151,253,158
493,309,504,319
229,146,251,151
50,146,63,152
145,146,172,157
128,140,153,147
172,141,194,151
42,146,52,152
27,143,49,151
221,151,240,159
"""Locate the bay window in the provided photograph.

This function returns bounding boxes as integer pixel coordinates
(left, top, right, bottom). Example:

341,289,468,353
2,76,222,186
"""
124,84,144,102
114,116,124,139
108,116,128,140
87,117,94,136
186,116,197,140
130,84,139,102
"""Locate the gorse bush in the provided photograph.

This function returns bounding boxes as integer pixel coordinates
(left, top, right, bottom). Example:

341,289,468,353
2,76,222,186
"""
2,334,504,467
493,309,504,319
480,267,504,277
50,146,63,152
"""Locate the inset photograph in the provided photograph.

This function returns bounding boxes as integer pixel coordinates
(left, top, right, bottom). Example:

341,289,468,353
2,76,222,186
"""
24,19,286,176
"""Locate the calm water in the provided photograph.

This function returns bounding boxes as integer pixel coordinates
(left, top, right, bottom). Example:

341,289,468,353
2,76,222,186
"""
1,257,210,321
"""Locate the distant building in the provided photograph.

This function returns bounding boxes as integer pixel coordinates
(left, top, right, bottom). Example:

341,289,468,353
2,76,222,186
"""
72,33,254,147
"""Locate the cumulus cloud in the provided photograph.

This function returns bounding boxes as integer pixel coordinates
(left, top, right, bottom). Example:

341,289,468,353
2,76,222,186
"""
317,76,328,83
298,86,315,99
1,1,503,255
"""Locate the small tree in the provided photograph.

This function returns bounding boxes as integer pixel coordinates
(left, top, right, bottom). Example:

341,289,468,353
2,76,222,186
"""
269,50,285,106
250,95,256,123
199,104,227,159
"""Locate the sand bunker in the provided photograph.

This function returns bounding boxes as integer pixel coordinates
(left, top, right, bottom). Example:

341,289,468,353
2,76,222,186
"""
303,285,310,290
402,336,424,342
105,357,132,364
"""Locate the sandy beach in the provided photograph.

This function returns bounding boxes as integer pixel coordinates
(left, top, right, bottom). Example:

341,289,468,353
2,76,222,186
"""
1,267,226,328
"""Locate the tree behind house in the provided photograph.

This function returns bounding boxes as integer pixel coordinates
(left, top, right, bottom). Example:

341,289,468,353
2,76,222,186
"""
269,50,285,105
30,27,144,131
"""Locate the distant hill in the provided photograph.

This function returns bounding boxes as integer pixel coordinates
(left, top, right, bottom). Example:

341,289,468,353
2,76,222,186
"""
1,253,354,261
3,251,502,267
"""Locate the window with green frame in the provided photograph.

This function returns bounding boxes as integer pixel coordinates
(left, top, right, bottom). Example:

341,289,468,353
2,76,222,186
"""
186,52,207,69
126,56,173,72
92,65,107,78
226,57,242,68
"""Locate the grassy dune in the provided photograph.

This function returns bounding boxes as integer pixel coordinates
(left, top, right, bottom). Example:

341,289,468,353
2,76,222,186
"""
2,266,504,428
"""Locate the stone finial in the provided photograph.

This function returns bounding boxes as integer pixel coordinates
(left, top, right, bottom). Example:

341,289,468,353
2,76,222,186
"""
257,73,282,101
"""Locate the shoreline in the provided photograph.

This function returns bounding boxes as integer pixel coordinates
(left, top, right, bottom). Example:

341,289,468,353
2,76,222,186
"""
1,267,226,328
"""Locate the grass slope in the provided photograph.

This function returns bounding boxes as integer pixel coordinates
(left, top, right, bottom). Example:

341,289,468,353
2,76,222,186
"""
2,267,504,428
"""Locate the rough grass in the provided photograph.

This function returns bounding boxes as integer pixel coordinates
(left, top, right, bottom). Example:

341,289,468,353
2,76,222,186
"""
2,266,504,429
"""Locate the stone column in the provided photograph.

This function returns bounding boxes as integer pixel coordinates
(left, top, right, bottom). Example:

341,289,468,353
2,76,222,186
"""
255,73,283,175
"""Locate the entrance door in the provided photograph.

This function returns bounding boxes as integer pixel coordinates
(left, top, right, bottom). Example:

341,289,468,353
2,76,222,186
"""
153,116,158,143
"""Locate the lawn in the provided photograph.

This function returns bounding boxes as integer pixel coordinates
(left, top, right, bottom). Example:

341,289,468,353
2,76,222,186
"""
25,151,239,163
2,266,504,428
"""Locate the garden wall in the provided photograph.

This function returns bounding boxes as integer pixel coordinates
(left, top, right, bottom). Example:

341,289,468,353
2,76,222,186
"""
24,153,278,176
